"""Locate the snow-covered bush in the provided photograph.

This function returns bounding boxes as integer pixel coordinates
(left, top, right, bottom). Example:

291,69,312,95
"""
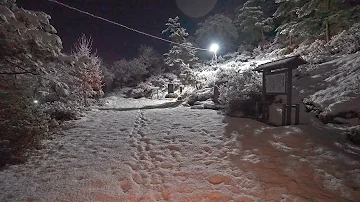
100,64,115,94
0,87,49,167
293,39,328,64
216,66,239,85
129,74,181,99
179,64,197,86
130,82,155,99
146,73,178,88
41,101,82,121
347,126,360,146
187,88,213,105
218,68,262,116
328,23,360,54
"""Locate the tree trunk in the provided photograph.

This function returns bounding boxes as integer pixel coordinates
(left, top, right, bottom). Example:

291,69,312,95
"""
325,0,331,43
82,83,88,107
325,21,330,43
260,29,265,51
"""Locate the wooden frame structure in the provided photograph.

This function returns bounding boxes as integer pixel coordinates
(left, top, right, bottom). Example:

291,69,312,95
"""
253,55,307,125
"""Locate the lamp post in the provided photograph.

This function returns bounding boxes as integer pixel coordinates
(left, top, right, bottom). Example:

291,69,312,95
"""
209,43,220,102
209,43,219,66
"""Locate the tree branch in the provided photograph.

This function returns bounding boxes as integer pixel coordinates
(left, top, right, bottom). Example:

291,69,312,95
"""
3,58,40,76
0,71,35,75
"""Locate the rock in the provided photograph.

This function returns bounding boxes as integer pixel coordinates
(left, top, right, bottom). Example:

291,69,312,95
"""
130,88,145,99
187,88,213,105
227,110,245,118
347,126,360,145
182,103,190,107
0,150,11,168
165,93,178,98
191,105,204,110
203,100,225,110
334,117,360,125
207,174,231,185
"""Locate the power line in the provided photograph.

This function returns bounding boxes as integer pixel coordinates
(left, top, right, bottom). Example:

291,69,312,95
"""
48,0,209,51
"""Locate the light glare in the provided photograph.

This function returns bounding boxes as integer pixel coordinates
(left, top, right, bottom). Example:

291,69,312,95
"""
209,44,219,53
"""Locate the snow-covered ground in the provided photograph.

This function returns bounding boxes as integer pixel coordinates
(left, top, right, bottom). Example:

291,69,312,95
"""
1,97,360,202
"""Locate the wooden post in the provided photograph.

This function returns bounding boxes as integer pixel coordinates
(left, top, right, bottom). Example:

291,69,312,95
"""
168,83,174,94
282,104,286,126
213,85,220,104
295,104,300,125
286,69,292,125
262,71,267,120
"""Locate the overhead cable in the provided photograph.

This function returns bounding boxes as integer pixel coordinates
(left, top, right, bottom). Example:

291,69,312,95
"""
48,0,209,51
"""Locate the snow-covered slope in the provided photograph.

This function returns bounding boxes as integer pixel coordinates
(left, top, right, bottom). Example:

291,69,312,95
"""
1,97,359,201
198,47,359,125
299,52,360,116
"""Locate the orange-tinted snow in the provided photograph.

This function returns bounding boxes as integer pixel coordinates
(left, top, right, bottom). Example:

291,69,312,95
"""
1,99,359,202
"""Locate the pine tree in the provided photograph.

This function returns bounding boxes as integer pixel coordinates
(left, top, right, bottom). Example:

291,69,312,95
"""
274,0,304,46
72,34,103,106
235,0,273,49
274,0,360,45
162,16,198,75
298,0,358,42
195,14,238,54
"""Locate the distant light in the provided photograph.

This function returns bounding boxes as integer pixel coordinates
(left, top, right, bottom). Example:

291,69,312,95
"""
33,100,39,104
209,44,219,53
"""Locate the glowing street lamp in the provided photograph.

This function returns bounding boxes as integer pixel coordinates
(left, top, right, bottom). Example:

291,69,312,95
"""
209,43,219,53
33,100,39,104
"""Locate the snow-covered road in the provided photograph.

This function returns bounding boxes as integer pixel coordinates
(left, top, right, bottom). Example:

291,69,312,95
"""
1,97,360,202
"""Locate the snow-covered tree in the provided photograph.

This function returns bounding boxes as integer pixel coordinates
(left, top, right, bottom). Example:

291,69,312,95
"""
195,14,238,54
274,0,360,45
111,59,131,88
297,0,359,42
111,57,147,88
162,16,198,75
137,45,164,76
100,63,114,93
72,34,103,105
0,1,68,165
235,0,273,49
128,57,148,83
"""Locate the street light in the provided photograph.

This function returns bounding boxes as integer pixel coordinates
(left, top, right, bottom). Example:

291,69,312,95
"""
209,43,219,53
209,43,219,66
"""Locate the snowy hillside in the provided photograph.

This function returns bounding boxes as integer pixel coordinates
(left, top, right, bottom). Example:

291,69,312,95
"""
296,52,360,120
194,37,360,126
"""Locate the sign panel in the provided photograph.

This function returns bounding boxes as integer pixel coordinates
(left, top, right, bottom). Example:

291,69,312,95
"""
265,73,286,93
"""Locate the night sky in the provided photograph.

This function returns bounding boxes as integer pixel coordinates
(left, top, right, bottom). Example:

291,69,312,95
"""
16,0,245,64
